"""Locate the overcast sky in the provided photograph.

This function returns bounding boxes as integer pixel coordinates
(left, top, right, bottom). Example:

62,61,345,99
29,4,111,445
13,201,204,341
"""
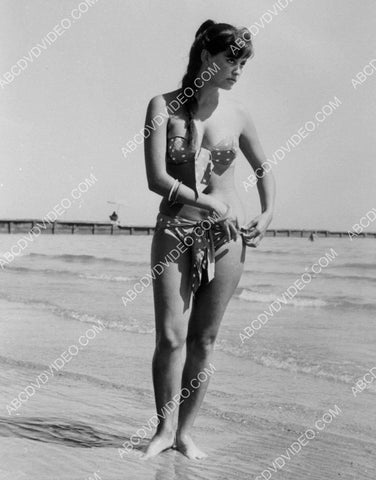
1,0,375,229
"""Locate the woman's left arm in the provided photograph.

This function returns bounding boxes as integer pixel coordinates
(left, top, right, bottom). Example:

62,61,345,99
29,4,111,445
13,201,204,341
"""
238,104,276,247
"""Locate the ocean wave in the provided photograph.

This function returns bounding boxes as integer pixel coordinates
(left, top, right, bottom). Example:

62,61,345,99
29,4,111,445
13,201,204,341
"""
214,340,376,391
236,288,328,307
0,293,154,335
4,265,133,283
47,306,154,335
0,354,149,397
337,262,376,271
27,252,146,267
236,288,376,311
242,268,291,276
325,272,376,283
332,298,376,311
78,273,131,282
253,249,291,255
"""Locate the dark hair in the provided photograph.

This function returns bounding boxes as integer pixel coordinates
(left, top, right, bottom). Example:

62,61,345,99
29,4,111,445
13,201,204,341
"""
180,20,254,148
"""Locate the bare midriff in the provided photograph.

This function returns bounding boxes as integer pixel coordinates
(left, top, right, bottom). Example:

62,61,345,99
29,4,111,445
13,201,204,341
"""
159,161,247,226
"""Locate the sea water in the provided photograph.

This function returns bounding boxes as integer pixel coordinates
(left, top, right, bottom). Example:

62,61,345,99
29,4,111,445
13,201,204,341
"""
0,234,375,479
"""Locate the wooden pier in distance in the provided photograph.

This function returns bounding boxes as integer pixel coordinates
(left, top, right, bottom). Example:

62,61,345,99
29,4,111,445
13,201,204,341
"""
0,220,375,238
0,220,153,235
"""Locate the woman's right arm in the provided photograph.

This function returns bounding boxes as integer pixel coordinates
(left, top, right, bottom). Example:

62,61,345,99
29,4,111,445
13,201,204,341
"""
144,95,227,215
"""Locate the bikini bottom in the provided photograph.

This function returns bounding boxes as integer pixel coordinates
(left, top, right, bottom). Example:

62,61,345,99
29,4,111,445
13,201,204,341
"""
153,212,246,295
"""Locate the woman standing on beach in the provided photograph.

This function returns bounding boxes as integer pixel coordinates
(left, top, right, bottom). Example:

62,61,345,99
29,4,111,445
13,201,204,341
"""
143,20,275,459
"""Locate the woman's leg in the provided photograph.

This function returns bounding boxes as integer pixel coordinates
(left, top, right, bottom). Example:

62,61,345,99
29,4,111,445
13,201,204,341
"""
143,228,192,459
176,236,246,459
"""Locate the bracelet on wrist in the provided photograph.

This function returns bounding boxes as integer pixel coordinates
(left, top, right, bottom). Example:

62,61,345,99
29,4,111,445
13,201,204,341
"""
167,179,182,205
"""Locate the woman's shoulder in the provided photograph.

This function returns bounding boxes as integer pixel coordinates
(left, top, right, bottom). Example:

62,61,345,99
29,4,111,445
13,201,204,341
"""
227,98,256,130
147,89,182,108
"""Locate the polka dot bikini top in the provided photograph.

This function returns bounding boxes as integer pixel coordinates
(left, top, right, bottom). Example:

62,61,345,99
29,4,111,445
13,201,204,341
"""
167,135,238,166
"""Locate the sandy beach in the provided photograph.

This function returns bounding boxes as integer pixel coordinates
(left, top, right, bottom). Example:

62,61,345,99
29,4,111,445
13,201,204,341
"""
0,234,375,479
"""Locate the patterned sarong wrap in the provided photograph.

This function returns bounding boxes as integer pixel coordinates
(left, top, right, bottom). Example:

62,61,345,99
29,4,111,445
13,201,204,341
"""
154,212,245,295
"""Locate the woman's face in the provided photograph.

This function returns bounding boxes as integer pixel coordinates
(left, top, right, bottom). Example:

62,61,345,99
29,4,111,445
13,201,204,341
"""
205,50,248,89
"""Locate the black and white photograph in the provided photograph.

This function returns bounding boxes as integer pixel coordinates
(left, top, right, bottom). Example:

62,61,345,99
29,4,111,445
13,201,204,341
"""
1,1,375,479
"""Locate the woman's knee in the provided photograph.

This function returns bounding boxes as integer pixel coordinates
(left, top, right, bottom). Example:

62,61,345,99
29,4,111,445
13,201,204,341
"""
186,333,216,357
156,328,186,352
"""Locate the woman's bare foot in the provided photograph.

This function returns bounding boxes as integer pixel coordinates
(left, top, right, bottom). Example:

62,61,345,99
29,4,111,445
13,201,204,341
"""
142,431,174,459
175,433,207,460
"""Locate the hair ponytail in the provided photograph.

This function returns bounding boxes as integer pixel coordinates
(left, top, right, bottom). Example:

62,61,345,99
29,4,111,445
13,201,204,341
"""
181,20,216,149
195,19,216,40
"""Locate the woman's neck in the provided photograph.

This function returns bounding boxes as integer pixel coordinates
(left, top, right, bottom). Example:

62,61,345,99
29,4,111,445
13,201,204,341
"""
195,83,220,109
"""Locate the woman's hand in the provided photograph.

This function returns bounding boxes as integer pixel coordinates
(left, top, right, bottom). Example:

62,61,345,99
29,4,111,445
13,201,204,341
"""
241,212,273,247
208,198,239,243
208,197,228,219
